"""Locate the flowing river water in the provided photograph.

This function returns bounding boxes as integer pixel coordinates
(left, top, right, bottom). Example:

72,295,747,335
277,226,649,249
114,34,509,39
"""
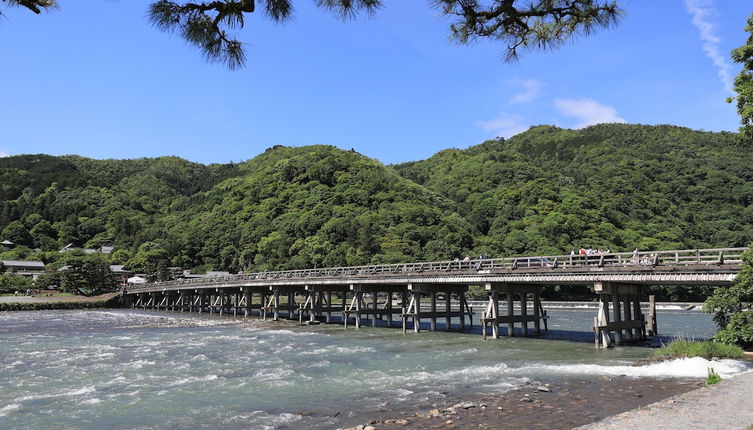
1,307,751,429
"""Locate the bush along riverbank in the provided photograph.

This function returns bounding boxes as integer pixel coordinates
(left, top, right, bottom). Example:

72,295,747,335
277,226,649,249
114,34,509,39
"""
0,293,121,311
655,340,745,360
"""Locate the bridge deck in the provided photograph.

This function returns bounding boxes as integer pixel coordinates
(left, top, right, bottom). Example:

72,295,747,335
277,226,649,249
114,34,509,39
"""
124,248,746,294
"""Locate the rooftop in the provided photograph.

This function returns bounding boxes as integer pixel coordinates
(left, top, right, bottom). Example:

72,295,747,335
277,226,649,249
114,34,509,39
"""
2,260,45,269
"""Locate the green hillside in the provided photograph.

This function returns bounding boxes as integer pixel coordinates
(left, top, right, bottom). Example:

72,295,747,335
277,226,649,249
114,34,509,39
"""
1,124,751,281
394,124,753,256
157,145,473,272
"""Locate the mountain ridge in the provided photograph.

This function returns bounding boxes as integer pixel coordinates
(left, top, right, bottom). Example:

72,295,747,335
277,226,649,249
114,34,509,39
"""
0,123,749,280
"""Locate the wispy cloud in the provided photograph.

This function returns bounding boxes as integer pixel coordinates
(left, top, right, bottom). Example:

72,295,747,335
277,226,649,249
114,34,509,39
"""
554,98,625,128
475,112,529,138
684,0,734,93
0,151,9,158
508,78,544,104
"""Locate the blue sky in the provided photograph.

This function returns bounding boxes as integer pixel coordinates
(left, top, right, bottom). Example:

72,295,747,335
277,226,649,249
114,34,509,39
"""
0,0,749,165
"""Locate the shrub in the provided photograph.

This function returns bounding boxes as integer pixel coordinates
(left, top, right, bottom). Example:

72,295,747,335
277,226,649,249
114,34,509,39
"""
705,248,753,349
706,368,722,385
655,339,744,359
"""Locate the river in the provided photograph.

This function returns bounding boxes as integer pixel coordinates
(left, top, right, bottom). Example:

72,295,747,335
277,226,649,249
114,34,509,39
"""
0,307,750,429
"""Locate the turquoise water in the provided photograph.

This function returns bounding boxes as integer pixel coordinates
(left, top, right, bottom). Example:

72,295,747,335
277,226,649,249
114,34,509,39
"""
0,308,749,429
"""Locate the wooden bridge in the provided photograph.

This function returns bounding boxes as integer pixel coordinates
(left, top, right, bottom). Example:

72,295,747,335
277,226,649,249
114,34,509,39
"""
122,247,747,347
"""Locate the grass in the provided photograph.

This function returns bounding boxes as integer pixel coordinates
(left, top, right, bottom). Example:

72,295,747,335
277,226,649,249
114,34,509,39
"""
706,368,722,385
655,339,745,359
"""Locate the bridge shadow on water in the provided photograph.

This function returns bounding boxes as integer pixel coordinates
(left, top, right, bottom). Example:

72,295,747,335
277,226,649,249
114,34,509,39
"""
307,315,669,348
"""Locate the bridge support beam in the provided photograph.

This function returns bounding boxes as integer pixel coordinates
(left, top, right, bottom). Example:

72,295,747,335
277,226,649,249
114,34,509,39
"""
345,285,407,329
402,284,472,334
300,285,348,324
241,287,270,317
593,282,647,348
263,286,305,320
481,283,547,339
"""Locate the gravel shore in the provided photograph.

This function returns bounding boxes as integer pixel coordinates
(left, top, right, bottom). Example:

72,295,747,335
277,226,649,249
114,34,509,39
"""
579,370,753,430
342,376,704,430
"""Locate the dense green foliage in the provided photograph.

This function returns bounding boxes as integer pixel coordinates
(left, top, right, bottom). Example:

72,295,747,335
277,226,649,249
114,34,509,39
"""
655,340,744,359
705,249,753,348
158,145,473,270
0,154,239,251
395,124,752,254
58,255,115,295
729,13,753,143
0,274,33,294
0,124,751,304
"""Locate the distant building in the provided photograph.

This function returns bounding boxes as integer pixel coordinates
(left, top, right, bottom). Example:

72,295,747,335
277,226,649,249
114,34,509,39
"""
59,244,114,255
2,260,46,279
181,270,206,279
206,271,232,277
178,270,232,279
1,240,15,251
110,265,132,286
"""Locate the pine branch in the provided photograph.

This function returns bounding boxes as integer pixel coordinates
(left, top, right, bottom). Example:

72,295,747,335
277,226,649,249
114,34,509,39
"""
433,0,623,62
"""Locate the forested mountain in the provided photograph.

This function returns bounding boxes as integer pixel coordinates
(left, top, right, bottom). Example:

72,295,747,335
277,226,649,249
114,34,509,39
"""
0,155,240,253
395,124,753,255
1,124,751,280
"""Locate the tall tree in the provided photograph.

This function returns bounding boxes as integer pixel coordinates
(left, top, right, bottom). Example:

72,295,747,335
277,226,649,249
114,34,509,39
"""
704,249,753,348
729,13,753,143
59,255,116,295
2,0,622,69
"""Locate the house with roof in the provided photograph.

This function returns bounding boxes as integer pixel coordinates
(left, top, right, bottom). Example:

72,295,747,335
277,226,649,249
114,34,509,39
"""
1,240,15,251
110,265,132,286
2,260,46,279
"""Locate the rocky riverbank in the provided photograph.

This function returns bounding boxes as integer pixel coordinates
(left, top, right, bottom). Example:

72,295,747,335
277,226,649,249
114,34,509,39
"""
341,376,704,430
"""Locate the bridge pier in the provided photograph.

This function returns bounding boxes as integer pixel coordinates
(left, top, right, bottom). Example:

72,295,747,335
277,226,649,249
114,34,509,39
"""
345,285,406,329
481,283,548,340
239,286,268,317
402,284,472,334
300,285,348,324
263,286,304,320
198,290,208,313
593,282,646,348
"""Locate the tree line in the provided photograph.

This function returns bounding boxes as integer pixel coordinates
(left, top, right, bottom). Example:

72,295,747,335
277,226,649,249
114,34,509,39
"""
0,123,750,287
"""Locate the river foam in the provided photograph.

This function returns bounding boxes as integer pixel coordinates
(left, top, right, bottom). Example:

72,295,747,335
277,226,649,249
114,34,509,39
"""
515,357,753,379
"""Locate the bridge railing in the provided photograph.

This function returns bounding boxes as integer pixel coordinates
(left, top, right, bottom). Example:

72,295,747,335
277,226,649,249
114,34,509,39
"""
125,247,748,293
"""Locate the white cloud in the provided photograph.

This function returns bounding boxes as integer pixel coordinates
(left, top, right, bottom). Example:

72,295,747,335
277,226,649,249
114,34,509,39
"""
0,152,9,158
475,112,529,138
554,98,626,128
684,0,734,93
508,78,544,104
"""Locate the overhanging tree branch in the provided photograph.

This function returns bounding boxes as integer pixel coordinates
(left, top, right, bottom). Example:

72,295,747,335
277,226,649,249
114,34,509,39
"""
433,0,622,62
5,0,623,69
